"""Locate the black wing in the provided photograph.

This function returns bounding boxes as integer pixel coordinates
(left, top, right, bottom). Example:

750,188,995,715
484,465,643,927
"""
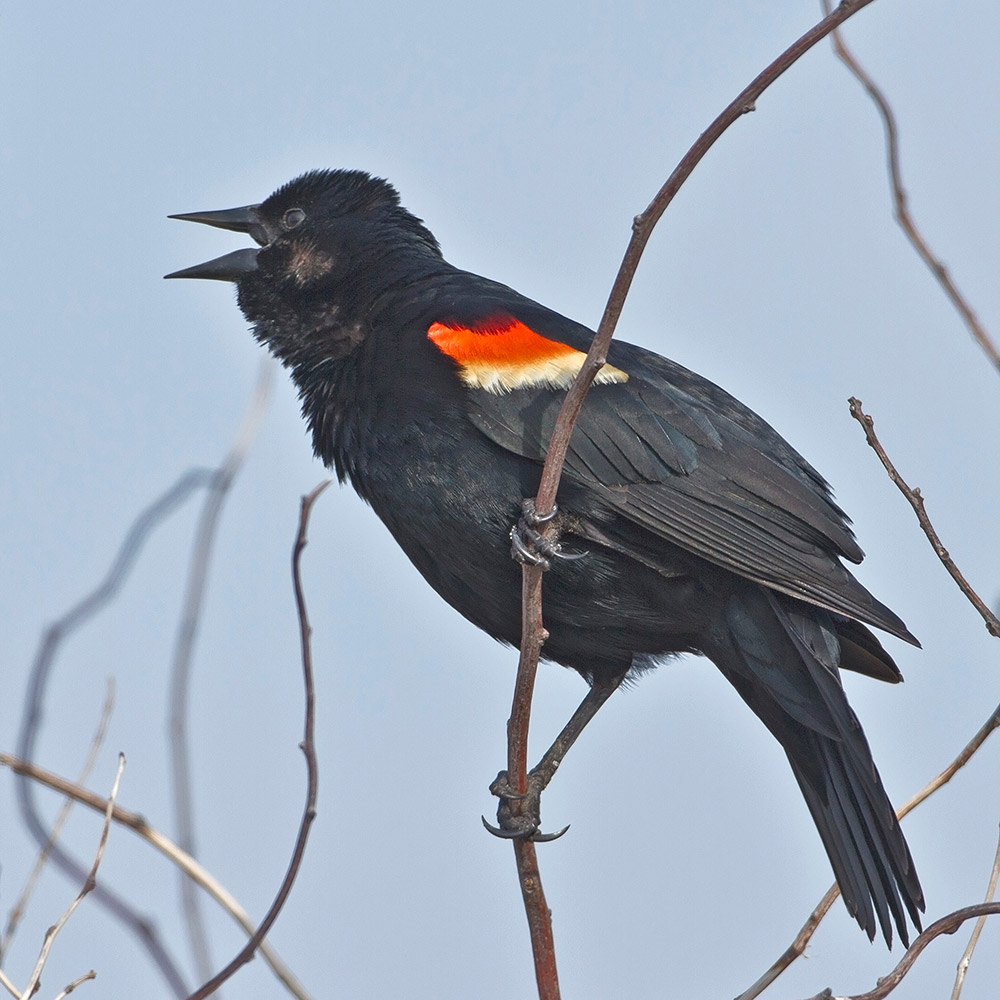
456,303,915,643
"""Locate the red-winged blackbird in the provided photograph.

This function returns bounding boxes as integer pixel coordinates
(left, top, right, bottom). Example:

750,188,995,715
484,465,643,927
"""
167,169,923,946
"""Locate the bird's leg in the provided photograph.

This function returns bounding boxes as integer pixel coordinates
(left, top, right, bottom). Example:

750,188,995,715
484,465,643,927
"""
510,499,588,570
485,671,627,841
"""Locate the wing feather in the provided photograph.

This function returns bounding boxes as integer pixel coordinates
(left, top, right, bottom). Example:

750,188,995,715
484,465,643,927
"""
460,324,913,642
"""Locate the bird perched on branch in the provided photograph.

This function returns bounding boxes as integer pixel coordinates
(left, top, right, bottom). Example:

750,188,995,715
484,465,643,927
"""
168,168,923,947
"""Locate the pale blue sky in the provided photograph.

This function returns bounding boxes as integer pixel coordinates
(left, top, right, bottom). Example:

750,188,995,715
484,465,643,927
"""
3,3,999,997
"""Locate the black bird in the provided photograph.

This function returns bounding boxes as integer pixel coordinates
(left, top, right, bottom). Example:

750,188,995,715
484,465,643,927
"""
167,169,923,946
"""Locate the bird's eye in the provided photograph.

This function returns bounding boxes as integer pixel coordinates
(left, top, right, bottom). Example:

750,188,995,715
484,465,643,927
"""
282,208,306,230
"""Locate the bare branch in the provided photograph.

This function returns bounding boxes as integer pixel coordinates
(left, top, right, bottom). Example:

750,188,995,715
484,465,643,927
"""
1,680,115,962
169,358,273,983
737,699,1000,1000
22,754,125,998
849,398,1000,636
950,824,1000,999
15,367,274,996
738,17,1000,995
185,480,328,1000
0,967,19,998
0,753,312,1000
51,969,97,999
16,469,213,998
734,885,842,1000
798,903,1000,1000
502,3,883,994
533,0,881,526
821,0,1000,375
895,703,1000,818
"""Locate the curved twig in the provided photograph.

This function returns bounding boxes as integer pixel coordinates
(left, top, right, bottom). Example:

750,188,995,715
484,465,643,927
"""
800,903,1000,1000
169,358,273,982
51,969,98,999
950,824,1000,999
737,14,1000,994
821,0,1000,375
502,3,882,995
16,469,214,998
185,480,328,1000
849,398,1000,636
22,754,126,998
0,752,313,1000
1,679,115,962
736,698,1000,1000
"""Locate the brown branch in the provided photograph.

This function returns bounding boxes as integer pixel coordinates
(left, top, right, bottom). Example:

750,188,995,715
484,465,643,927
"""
821,0,1000,375
505,566,559,999
502,3,882,995
169,358,273,984
848,398,1000,636
0,753,312,1000
513,837,558,998
185,479,328,1000
534,0,880,524
736,699,1000,1000
739,18,1000,996
800,903,1000,1000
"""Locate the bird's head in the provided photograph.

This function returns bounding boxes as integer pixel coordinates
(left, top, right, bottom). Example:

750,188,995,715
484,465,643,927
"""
167,169,443,364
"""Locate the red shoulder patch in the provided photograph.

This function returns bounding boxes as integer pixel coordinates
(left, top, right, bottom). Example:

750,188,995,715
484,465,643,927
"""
427,315,627,394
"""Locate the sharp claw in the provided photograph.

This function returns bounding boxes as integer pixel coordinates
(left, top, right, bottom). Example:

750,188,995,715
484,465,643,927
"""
489,772,527,800
523,499,558,525
482,815,529,839
531,824,570,843
511,499,588,569
488,769,568,841
481,815,570,842
510,524,551,569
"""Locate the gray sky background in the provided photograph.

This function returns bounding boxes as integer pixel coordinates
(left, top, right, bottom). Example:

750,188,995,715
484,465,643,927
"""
3,3,999,998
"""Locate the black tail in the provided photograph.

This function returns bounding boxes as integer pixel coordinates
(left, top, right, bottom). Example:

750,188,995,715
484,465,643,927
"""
704,583,924,947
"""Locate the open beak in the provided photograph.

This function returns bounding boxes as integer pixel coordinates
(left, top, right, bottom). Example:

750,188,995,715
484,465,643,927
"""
165,203,266,282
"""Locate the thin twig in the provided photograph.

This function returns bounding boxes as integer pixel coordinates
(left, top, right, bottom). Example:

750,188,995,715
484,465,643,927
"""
799,903,1000,1000
895,703,1000,819
950,824,1000,1000
0,967,18,998
738,15,1000,993
51,970,97,999
0,753,312,1000
1,680,115,962
185,480,328,1000
849,398,1000,636
503,3,882,995
16,470,214,999
734,885,841,1000
21,754,125,998
736,700,1000,1000
505,563,559,996
169,358,273,984
821,0,1000,375
15,369,274,996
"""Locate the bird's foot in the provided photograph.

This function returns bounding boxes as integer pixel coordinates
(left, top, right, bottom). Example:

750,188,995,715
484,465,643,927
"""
482,769,569,842
510,499,587,570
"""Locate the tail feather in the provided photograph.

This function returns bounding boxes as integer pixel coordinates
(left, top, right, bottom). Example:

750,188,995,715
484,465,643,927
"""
705,583,924,947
